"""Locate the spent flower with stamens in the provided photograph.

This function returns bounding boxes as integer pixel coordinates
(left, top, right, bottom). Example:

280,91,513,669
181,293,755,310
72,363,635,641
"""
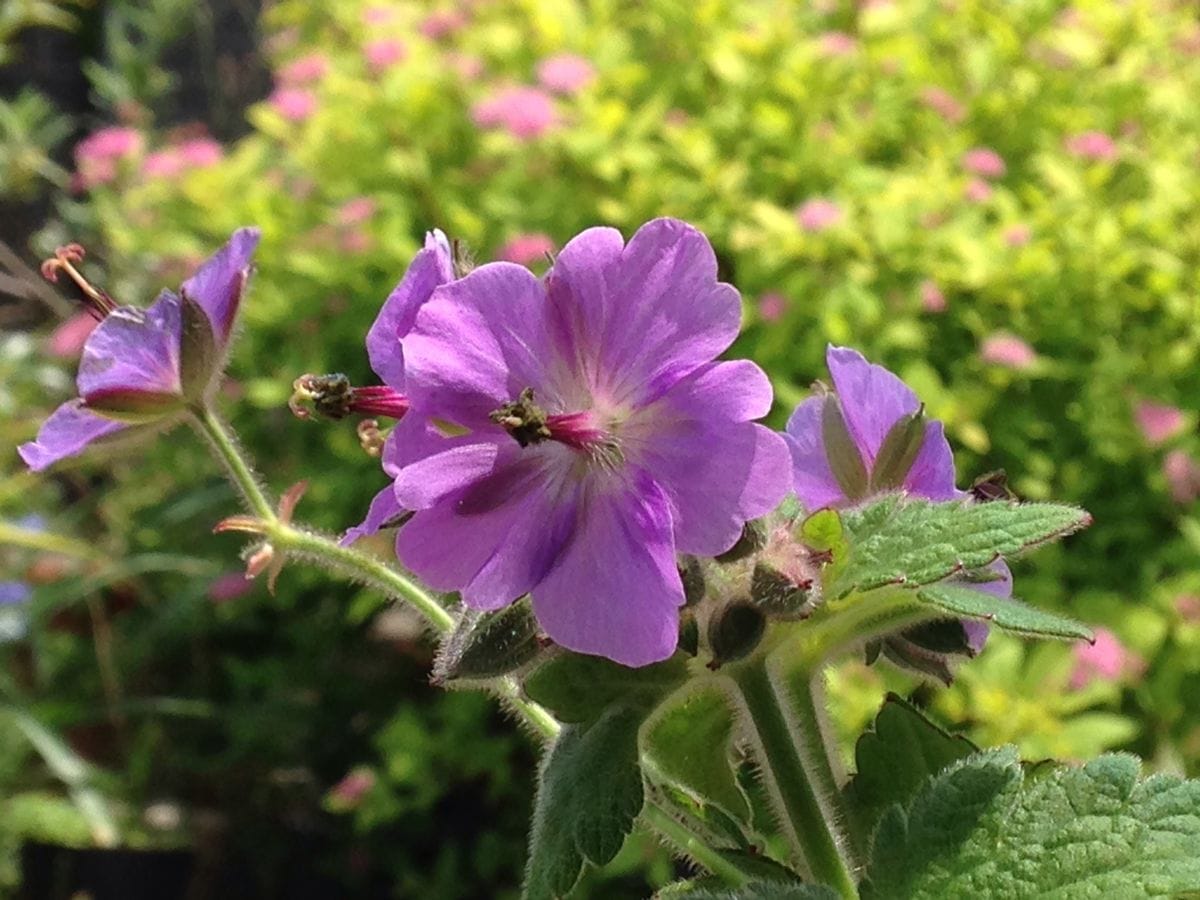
360,218,791,665
785,346,1012,664
19,228,260,471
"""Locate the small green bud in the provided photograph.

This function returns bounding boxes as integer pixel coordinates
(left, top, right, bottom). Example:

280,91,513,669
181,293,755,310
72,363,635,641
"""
706,602,766,668
715,520,767,564
749,562,813,619
433,601,542,682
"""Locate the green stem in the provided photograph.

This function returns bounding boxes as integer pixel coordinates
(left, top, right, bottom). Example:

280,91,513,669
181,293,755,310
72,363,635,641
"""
730,660,858,898
0,520,106,562
642,800,752,888
188,404,275,522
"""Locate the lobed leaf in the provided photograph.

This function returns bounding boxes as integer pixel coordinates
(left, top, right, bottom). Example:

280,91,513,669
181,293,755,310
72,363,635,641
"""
522,651,690,724
523,706,645,900
833,496,1090,598
863,747,1200,898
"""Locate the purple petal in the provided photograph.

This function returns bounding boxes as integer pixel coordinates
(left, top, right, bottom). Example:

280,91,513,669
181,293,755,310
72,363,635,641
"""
784,396,847,511
606,219,742,405
180,227,260,347
532,470,684,666
952,559,1013,653
393,440,504,509
403,262,558,424
826,346,920,467
77,291,183,402
396,449,578,608
366,230,454,388
632,363,791,554
340,482,404,545
903,420,958,500
18,400,128,471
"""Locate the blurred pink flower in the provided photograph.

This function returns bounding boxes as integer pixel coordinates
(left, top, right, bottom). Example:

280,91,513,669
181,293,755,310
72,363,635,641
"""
817,31,858,57
337,197,377,226
536,53,596,95
962,147,1006,179
341,230,374,255
177,137,222,167
1004,223,1032,247
1069,627,1141,690
362,5,394,26
980,334,1036,370
1164,451,1200,504
919,86,965,123
208,571,254,604
269,87,317,122
74,126,143,188
143,150,185,179
47,312,98,358
447,52,484,80
796,197,843,232
497,232,555,265
964,178,993,203
1065,130,1117,161
758,292,787,322
364,38,407,74
1175,593,1200,621
279,53,329,86
1135,401,1186,446
919,279,946,312
420,9,467,40
665,108,690,127
328,768,376,810
471,86,559,140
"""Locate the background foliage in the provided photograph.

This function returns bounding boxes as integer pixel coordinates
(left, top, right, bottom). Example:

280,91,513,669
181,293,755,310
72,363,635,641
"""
2,0,1199,896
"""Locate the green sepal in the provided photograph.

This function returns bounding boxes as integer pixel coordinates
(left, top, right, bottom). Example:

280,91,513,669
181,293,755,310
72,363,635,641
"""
433,600,542,683
869,407,926,492
821,396,870,501
179,292,220,401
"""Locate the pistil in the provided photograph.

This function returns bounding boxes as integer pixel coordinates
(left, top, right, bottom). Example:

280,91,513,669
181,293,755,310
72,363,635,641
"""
40,244,118,318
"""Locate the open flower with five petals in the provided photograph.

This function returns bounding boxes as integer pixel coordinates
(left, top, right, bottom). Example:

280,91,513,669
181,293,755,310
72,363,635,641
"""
370,219,791,665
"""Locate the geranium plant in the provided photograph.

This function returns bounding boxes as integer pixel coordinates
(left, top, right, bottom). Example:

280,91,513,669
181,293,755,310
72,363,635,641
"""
19,218,1200,898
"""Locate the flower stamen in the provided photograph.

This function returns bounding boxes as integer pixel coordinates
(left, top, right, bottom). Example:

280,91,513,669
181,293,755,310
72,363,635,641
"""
290,373,409,421
40,244,118,318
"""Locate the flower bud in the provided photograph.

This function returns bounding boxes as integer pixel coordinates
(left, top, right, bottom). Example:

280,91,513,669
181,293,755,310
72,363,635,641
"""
434,601,542,683
706,602,766,668
749,562,813,620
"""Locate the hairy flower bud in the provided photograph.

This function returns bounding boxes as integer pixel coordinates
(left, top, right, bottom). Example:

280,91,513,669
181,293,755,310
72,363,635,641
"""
749,562,813,620
706,602,766,668
715,519,768,564
433,601,543,683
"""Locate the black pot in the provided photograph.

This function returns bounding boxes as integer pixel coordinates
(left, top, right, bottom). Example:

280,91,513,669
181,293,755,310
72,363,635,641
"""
20,842,194,900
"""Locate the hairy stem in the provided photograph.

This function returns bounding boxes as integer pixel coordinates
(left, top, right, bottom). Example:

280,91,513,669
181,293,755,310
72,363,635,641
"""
188,404,275,522
642,800,752,888
729,659,858,898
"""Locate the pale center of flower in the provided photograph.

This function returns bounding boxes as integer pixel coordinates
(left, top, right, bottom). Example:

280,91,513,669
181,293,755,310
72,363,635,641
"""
490,387,624,468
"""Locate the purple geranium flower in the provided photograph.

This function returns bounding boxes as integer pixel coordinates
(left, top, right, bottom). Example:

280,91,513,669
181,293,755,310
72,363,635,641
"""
367,218,791,665
19,229,260,471
784,346,1013,657
342,230,454,544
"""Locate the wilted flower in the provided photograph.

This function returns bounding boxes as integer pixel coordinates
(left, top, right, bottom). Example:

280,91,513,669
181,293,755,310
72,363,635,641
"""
497,232,555,265
1065,130,1117,161
536,53,596,94
19,229,260,471
919,279,946,313
471,86,559,140
1134,400,1185,446
366,219,790,665
919,86,965,123
364,38,406,74
1069,627,1142,689
1164,450,1200,504
796,198,843,233
962,147,1006,178
980,334,1037,370
784,346,1013,657
278,53,329,86
269,87,317,122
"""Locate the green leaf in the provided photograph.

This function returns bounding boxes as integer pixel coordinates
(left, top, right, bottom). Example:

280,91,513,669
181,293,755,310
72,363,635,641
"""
644,684,749,820
916,583,1093,641
843,695,977,847
523,706,645,900
833,497,1090,598
655,880,840,899
863,747,1200,898
799,508,850,588
523,651,690,724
